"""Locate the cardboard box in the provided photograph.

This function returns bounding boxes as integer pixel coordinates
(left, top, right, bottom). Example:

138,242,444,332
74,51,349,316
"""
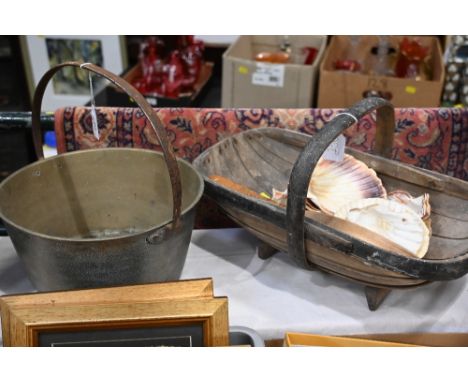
318,36,444,108
222,35,327,108
284,332,416,347
284,332,468,347
116,61,214,107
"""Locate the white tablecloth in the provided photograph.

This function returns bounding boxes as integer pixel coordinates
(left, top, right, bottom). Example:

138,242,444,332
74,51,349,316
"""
1,228,468,344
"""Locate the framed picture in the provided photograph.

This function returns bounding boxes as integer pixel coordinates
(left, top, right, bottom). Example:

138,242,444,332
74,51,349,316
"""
20,35,127,110
0,278,229,347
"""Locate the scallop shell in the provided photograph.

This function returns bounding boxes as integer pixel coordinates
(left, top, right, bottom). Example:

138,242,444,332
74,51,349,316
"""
335,198,430,259
388,190,431,220
307,154,387,215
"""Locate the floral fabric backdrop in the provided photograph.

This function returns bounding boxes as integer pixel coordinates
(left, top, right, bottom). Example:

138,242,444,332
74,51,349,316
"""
55,107,468,179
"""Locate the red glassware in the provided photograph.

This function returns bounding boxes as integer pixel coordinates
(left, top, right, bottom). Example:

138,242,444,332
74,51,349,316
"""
181,40,204,91
334,59,361,72
138,37,166,95
334,36,363,73
395,38,429,79
163,50,185,98
303,47,318,65
133,35,205,98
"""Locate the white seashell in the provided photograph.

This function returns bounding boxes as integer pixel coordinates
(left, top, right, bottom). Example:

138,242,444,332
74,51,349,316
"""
335,198,430,259
388,190,431,220
307,154,387,215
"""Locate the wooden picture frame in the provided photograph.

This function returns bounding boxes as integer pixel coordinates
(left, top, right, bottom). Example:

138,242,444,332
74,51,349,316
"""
0,278,229,347
20,35,127,110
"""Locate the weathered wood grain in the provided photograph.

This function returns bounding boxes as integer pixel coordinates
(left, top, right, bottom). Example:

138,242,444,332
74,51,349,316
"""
193,126,468,290
0,280,228,347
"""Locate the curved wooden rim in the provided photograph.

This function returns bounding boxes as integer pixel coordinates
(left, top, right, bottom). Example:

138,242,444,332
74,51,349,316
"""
31,61,182,229
286,97,395,270
193,125,468,280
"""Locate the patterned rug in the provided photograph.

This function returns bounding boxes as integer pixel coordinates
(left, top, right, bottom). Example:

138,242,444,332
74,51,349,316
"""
55,106,468,227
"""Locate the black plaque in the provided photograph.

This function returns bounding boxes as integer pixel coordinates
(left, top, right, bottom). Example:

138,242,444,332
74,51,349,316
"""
38,323,204,347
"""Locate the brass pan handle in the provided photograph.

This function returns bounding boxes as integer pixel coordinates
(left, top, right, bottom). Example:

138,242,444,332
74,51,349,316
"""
31,61,182,229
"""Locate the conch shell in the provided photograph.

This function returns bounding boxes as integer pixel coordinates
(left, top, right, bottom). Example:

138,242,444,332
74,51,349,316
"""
307,154,387,215
335,198,430,259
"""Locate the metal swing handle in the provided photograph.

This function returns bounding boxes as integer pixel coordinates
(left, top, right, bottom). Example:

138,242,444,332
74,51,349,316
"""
286,97,395,269
31,61,182,229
